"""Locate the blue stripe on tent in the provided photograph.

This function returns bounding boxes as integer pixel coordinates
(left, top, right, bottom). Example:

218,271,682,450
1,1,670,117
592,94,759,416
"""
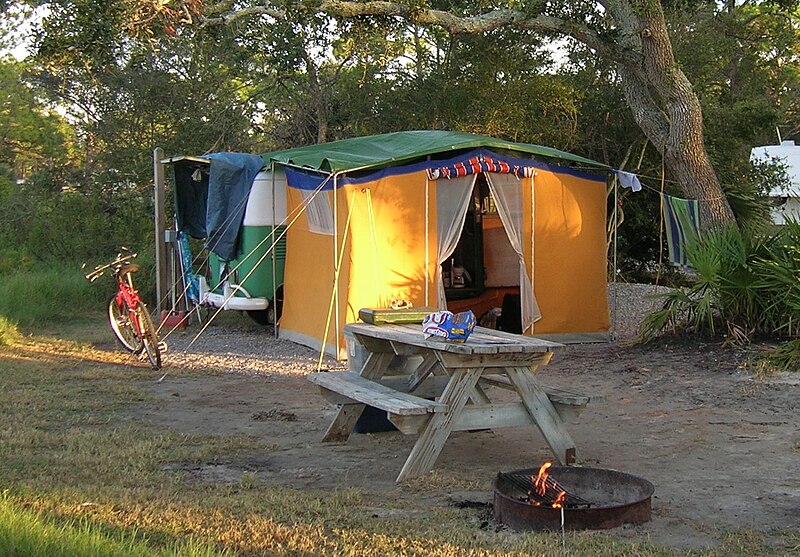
282,149,608,190
284,167,335,191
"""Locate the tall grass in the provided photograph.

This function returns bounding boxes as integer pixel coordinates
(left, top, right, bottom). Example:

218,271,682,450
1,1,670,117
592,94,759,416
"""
0,315,19,346
0,495,229,557
0,264,109,327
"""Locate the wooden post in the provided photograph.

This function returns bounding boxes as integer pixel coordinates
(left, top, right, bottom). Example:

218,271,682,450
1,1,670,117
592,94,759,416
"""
153,147,167,312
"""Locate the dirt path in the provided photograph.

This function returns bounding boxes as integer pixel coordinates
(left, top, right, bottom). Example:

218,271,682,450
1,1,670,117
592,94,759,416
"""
128,332,800,551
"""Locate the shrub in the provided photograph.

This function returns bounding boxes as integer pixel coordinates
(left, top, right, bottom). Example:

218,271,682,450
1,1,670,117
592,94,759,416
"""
639,222,800,356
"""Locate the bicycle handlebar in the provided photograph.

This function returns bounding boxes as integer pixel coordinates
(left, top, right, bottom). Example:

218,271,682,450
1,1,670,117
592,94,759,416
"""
84,251,138,282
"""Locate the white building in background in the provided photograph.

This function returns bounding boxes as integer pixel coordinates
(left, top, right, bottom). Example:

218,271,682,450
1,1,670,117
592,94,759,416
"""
750,140,800,225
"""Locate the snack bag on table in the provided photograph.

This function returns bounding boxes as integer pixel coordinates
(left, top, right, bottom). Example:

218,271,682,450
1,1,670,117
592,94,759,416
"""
422,310,476,342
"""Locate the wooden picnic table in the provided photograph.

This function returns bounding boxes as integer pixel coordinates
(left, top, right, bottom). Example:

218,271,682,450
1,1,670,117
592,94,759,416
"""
308,322,585,483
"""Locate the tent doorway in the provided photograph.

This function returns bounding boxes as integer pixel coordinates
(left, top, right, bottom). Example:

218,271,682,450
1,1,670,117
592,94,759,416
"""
445,174,522,332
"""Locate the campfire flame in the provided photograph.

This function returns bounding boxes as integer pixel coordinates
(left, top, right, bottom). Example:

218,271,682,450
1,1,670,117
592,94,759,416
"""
529,461,568,508
533,462,551,496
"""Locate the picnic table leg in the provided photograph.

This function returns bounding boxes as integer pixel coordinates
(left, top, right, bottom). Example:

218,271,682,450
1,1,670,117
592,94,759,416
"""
406,352,439,392
321,351,395,443
395,366,483,482
504,366,578,465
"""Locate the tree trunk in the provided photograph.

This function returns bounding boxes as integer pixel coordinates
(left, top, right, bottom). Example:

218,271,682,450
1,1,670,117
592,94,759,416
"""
615,1,736,231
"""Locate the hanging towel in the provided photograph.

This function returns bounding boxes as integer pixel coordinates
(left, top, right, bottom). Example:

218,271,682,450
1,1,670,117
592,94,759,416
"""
615,170,642,192
177,231,200,304
661,194,701,266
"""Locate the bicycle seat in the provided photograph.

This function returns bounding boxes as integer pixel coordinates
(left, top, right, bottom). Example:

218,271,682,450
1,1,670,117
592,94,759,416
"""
119,263,140,275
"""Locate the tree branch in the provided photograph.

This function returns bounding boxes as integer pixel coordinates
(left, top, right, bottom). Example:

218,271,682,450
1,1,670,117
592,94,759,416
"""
201,3,285,26
200,1,636,67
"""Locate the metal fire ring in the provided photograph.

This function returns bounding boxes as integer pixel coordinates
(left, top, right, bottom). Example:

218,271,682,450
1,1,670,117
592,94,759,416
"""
493,466,655,531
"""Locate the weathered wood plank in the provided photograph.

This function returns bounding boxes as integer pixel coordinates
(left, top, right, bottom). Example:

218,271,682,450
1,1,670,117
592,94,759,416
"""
350,333,394,354
319,374,590,424
388,342,425,356
395,367,483,482
309,372,447,415
479,375,592,406
470,326,565,350
406,352,440,392
318,351,395,444
344,323,564,355
321,402,365,443
360,351,397,380
505,367,578,465
389,402,536,435
436,351,552,370
468,382,491,405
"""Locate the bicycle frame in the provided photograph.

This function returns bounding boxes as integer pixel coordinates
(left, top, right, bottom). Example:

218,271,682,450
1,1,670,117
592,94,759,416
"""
113,270,145,338
86,249,164,369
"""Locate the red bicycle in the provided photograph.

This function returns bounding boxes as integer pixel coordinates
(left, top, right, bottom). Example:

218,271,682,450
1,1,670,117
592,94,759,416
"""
85,249,164,370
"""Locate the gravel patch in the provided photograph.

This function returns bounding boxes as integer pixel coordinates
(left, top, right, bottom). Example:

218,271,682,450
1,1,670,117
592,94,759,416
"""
161,283,673,371
608,282,673,341
162,325,347,376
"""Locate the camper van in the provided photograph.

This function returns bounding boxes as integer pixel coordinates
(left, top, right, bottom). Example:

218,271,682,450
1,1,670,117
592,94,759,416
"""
750,140,800,225
161,154,287,324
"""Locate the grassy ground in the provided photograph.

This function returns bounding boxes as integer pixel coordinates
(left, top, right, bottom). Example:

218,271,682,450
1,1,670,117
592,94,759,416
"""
0,320,797,557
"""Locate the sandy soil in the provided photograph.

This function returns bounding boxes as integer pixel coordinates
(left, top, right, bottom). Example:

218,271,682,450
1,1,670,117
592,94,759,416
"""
127,329,800,552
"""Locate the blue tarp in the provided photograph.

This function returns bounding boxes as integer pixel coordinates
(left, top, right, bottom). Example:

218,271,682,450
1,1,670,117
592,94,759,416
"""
204,153,264,260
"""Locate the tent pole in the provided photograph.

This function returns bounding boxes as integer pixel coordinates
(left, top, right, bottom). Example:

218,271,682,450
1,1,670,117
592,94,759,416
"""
153,147,168,313
317,189,355,370
333,172,340,359
530,172,535,334
271,161,278,339
425,176,430,306
612,176,619,341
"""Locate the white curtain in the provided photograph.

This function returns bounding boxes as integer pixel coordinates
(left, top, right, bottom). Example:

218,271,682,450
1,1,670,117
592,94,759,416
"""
435,175,477,309
486,173,541,331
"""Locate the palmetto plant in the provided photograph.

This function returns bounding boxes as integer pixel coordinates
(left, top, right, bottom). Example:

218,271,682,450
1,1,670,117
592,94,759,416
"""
639,221,800,369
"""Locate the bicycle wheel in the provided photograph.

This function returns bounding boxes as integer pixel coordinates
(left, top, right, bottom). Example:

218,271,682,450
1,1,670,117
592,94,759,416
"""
107,294,143,353
136,304,162,370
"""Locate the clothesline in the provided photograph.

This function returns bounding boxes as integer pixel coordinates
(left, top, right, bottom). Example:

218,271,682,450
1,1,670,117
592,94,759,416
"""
545,164,729,203
619,174,728,203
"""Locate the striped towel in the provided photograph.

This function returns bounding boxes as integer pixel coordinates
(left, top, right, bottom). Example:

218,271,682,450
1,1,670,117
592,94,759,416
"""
661,194,700,266
178,231,200,304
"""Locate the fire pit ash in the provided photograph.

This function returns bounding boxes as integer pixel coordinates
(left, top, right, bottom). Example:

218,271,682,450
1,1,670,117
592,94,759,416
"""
493,464,655,531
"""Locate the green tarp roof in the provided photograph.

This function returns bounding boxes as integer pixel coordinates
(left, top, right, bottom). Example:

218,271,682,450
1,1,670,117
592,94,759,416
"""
262,130,611,174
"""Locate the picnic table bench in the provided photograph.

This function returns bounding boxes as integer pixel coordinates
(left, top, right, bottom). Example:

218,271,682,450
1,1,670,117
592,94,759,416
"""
308,322,590,482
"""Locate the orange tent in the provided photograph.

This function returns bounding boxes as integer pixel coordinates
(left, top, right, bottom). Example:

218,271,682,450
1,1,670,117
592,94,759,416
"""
265,131,613,359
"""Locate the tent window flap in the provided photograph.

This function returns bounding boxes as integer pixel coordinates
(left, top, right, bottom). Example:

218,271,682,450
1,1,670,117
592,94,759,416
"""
485,173,541,332
435,175,477,309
